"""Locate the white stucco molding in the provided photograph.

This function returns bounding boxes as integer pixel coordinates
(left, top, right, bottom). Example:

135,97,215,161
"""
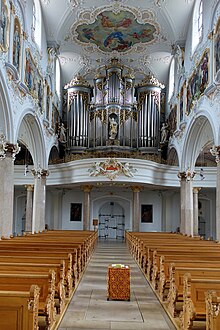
14,158,217,188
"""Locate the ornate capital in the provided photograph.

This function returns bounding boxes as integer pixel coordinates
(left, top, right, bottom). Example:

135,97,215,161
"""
0,134,20,161
131,185,142,193
24,184,34,192
193,187,201,194
31,165,49,179
210,145,220,164
81,185,93,193
178,169,195,182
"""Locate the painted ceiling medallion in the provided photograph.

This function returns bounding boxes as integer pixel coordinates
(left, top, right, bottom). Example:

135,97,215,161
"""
76,10,158,53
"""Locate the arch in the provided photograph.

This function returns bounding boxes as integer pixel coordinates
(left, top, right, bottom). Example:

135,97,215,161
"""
15,111,47,168
181,111,217,171
0,69,13,141
92,194,132,230
48,145,60,164
167,147,179,166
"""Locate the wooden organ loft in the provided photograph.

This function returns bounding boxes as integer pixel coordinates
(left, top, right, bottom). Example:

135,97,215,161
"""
64,58,165,155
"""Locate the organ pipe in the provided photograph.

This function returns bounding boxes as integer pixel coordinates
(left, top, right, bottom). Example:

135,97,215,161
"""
64,59,164,153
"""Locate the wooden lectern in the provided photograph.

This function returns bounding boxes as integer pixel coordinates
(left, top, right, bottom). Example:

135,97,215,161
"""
107,264,130,301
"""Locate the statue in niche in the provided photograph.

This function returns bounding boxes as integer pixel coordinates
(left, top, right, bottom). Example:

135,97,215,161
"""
175,44,185,74
59,123,67,143
13,22,21,71
109,116,118,140
160,122,169,143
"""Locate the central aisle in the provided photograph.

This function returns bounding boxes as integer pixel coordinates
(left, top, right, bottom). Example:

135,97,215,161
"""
59,239,176,330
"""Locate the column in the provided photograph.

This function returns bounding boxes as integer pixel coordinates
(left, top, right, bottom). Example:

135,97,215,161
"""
210,146,220,240
193,187,201,236
31,166,49,233
0,135,20,238
24,184,34,232
178,169,195,236
82,185,93,231
132,186,141,232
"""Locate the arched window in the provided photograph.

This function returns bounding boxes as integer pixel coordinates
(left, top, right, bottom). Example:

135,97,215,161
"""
168,57,175,102
32,0,42,49
56,58,61,98
192,0,203,53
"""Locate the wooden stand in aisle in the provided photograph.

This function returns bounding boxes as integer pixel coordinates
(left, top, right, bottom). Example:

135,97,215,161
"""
107,264,130,301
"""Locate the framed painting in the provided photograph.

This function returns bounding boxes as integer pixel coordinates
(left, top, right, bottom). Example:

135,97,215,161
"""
70,203,82,222
0,0,10,52
214,17,220,75
141,204,153,223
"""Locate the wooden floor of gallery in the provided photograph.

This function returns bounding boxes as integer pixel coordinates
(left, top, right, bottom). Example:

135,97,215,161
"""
58,239,176,330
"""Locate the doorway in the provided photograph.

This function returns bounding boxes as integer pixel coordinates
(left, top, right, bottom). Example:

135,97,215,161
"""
98,201,125,239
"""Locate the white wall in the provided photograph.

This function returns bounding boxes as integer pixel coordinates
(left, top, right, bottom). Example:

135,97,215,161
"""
61,190,84,230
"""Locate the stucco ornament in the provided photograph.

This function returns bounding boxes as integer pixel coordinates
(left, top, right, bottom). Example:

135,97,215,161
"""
88,158,136,180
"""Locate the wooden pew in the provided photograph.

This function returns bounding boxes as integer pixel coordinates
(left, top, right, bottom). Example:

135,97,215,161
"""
206,290,220,330
149,247,220,289
0,250,76,295
0,284,40,330
0,261,65,315
167,264,220,317
0,230,97,329
0,242,82,280
179,273,220,330
158,255,220,301
0,255,73,300
0,240,84,277
0,270,57,329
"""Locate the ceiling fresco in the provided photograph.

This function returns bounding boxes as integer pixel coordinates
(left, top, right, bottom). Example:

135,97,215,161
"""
40,0,195,85
76,10,158,53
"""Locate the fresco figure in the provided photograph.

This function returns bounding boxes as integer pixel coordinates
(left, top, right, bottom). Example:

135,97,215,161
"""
38,79,43,108
76,10,157,53
200,56,208,88
215,26,220,74
25,54,33,89
13,24,21,70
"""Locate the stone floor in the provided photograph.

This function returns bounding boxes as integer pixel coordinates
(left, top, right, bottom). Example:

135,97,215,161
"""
58,239,176,330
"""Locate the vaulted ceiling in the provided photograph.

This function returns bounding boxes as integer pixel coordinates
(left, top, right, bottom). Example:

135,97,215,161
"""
40,0,195,86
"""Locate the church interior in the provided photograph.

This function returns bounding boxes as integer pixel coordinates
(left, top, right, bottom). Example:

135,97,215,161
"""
1,0,220,329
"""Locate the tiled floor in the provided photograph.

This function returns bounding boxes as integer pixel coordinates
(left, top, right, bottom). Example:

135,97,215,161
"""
59,239,176,330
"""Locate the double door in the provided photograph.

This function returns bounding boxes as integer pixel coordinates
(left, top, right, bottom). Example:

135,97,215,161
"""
98,202,125,239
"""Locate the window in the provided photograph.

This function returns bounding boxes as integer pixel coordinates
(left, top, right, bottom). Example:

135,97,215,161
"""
192,0,203,53
168,57,175,102
32,0,42,49
56,58,61,98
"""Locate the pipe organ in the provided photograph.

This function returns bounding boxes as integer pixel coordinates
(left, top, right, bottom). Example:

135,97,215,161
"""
64,58,164,154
